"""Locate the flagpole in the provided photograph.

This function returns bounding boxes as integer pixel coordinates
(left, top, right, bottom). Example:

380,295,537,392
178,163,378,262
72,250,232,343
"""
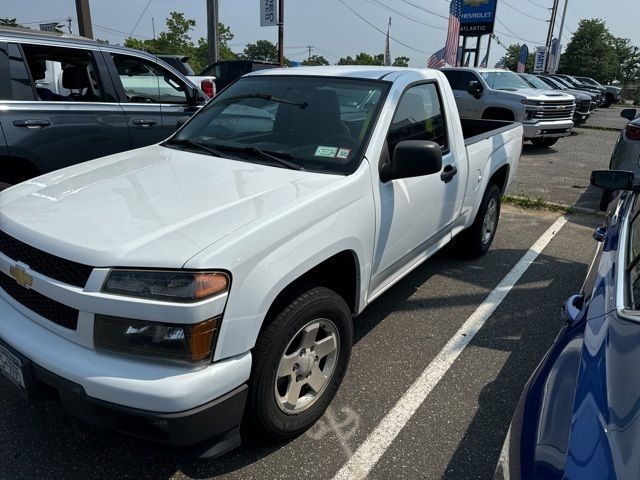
485,34,492,65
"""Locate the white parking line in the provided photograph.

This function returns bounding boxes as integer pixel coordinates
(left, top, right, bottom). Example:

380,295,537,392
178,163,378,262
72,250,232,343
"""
332,215,568,480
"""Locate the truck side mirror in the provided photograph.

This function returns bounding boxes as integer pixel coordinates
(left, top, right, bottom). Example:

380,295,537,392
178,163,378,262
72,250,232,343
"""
468,81,483,99
380,140,442,182
590,170,634,191
621,108,638,121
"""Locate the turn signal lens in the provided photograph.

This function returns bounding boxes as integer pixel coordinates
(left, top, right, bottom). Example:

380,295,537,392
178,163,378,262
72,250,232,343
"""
194,273,229,300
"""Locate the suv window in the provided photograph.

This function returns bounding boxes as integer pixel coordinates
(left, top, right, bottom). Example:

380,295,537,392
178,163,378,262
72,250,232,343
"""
3,43,36,101
111,53,188,104
387,83,447,156
21,43,104,102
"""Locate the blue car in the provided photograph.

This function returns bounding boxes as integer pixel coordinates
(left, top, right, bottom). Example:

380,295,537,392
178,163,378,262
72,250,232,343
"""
496,170,640,479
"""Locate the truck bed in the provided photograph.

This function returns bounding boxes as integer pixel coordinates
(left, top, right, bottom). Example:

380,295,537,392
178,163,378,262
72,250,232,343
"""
461,119,521,147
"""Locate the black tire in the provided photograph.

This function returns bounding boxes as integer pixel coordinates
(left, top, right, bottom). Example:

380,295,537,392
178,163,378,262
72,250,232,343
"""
0,182,11,192
603,93,614,108
530,138,559,148
246,286,353,440
455,183,501,258
599,189,612,212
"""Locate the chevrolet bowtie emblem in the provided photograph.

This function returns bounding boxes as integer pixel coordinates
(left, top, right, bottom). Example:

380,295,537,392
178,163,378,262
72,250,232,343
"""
9,265,32,289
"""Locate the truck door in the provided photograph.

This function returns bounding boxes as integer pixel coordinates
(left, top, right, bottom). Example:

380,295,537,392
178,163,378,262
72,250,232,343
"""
452,71,483,119
105,52,202,147
370,81,460,290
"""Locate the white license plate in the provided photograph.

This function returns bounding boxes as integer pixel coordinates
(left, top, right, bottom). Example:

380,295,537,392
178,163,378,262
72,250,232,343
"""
0,343,25,390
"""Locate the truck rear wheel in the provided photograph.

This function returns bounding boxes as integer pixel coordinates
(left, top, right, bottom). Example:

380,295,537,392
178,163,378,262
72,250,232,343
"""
530,138,559,148
246,286,353,440
455,183,501,258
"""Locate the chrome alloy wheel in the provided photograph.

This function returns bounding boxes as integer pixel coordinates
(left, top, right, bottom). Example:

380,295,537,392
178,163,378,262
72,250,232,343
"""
482,197,498,245
275,319,339,414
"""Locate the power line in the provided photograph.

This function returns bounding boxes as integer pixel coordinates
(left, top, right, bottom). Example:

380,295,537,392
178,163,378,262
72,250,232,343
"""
335,0,430,54
129,0,153,36
524,0,551,9
501,0,548,22
397,0,449,20
495,18,544,44
364,0,448,30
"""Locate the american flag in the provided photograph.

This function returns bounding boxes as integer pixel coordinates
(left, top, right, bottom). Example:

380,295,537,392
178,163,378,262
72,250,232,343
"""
517,44,529,73
427,47,446,69
444,0,462,66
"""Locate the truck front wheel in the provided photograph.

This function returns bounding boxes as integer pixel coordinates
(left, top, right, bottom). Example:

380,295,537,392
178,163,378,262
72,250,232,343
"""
455,183,501,258
246,286,353,440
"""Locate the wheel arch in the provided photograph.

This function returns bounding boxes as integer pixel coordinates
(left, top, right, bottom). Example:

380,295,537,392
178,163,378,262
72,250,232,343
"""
481,107,516,122
0,156,42,185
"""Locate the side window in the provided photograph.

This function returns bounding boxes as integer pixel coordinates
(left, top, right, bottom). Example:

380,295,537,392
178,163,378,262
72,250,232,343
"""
21,43,104,102
387,83,448,157
456,72,479,91
111,54,188,104
627,201,640,309
6,43,36,101
442,71,460,91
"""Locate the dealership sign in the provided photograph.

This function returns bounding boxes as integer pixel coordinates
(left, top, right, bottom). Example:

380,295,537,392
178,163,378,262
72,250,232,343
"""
260,0,277,27
460,0,498,35
533,46,547,73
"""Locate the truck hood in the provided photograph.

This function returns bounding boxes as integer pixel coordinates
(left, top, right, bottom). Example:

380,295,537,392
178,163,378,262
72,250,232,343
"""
506,88,575,101
0,145,340,268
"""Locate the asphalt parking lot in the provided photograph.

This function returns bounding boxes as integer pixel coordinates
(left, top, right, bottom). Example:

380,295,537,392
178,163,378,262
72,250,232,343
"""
0,107,623,480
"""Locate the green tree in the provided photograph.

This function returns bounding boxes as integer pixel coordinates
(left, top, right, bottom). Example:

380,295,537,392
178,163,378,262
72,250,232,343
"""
393,56,410,67
0,18,20,27
302,54,329,66
558,19,618,83
243,40,278,62
612,37,640,84
192,23,237,72
338,52,384,65
503,44,534,72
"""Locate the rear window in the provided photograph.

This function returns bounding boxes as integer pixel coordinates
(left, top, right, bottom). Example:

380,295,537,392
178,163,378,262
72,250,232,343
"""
2,43,36,101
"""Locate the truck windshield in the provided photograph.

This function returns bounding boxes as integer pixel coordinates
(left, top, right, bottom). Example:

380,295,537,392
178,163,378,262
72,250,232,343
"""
481,71,531,90
168,75,389,174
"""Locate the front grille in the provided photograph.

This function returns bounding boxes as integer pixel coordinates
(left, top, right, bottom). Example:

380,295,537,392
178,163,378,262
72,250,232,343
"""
0,272,79,329
0,231,93,287
533,100,575,121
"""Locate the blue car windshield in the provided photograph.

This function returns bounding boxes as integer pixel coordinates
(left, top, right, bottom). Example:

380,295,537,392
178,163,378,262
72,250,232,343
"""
169,75,390,174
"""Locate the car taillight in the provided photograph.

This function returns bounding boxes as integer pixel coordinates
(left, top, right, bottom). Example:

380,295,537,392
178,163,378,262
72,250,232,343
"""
201,80,215,98
626,124,640,141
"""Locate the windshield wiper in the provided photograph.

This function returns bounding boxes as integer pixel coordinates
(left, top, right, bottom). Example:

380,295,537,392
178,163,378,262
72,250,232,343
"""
217,93,308,109
167,138,229,158
210,144,304,171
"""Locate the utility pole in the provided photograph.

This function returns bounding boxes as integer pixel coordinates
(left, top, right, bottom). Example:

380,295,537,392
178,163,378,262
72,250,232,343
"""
544,0,560,72
308,45,312,61
278,0,284,66
554,0,569,72
67,17,73,34
207,0,219,65
75,0,93,39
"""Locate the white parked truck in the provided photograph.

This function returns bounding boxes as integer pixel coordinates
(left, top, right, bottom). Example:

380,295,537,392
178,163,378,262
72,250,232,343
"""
0,66,522,456
442,67,575,148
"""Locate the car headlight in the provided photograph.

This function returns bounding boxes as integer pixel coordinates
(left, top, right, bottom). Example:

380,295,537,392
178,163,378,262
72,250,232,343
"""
521,99,541,106
102,270,229,302
94,314,219,363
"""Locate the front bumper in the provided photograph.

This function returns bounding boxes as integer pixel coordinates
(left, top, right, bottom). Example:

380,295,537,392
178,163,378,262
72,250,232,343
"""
0,339,247,446
523,119,574,139
573,111,589,125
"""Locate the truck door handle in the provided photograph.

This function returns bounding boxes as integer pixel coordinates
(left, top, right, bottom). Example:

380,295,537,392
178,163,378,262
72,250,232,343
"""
132,119,158,127
13,119,50,128
440,165,457,183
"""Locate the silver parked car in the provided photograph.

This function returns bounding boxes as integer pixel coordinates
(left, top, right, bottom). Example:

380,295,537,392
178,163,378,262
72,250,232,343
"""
600,108,640,210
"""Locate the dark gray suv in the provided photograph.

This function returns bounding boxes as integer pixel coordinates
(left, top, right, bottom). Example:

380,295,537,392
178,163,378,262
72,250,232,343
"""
0,28,207,188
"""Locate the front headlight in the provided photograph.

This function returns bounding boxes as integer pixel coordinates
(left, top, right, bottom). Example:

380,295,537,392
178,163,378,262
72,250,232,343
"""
94,314,219,363
521,99,542,106
102,270,229,302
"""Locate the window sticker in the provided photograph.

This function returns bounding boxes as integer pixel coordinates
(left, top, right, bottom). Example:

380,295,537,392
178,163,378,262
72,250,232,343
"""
336,147,352,160
314,146,338,158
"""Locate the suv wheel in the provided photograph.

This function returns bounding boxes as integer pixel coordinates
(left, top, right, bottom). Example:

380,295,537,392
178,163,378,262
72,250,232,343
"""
246,286,353,440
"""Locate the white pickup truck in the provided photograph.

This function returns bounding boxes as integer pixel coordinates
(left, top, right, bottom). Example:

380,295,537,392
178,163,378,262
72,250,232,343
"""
0,66,522,456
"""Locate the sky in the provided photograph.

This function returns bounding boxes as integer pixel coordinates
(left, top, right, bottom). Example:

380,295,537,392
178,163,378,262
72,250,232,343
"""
4,0,639,68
